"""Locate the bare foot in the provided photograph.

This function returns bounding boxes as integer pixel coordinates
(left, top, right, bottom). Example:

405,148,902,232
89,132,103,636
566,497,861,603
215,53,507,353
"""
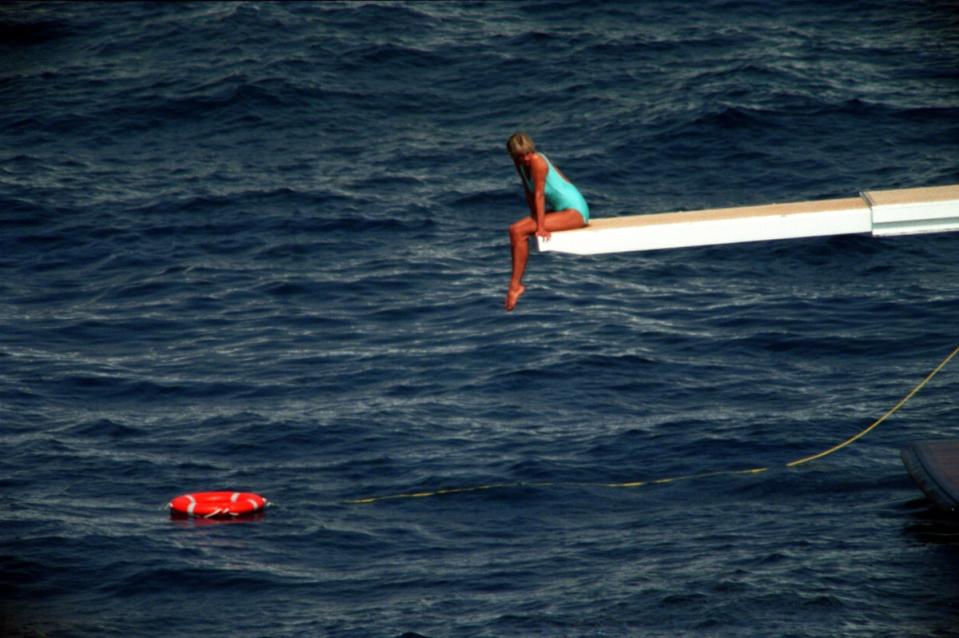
505,284,525,311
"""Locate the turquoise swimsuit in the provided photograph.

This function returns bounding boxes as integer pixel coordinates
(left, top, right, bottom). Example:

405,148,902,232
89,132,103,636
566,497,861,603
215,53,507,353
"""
522,154,590,222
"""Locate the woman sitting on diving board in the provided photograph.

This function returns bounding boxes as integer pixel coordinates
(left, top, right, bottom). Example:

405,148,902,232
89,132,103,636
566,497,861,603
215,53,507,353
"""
504,132,589,311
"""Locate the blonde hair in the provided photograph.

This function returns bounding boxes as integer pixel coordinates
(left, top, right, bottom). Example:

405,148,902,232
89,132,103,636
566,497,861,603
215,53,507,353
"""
506,132,536,157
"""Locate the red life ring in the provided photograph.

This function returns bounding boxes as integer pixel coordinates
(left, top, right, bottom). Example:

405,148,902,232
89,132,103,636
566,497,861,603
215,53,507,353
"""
169,491,268,518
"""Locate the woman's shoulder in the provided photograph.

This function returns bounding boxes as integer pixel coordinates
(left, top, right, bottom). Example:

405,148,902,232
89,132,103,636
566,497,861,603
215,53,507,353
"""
530,152,549,172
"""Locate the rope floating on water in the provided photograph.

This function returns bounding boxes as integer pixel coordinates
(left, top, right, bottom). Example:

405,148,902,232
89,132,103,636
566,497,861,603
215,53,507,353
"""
785,345,959,467
348,345,959,505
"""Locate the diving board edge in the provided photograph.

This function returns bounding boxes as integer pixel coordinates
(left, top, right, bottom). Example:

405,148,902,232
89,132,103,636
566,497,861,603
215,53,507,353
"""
538,183,959,255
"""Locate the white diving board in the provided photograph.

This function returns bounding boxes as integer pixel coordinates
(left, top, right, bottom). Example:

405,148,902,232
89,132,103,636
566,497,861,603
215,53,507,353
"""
538,183,959,255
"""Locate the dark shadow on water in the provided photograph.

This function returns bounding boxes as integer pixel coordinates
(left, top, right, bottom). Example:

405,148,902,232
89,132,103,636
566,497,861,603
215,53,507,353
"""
899,497,959,636
902,497,959,546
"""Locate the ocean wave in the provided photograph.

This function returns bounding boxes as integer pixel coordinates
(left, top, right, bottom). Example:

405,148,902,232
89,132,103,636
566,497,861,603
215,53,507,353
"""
4,1,959,636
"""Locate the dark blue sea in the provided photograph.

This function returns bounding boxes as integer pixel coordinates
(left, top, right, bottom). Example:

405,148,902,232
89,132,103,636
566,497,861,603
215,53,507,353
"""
3,1,959,636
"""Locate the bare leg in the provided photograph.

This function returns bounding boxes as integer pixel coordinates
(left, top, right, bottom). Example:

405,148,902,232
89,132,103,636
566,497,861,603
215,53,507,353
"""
505,218,532,310
505,209,586,311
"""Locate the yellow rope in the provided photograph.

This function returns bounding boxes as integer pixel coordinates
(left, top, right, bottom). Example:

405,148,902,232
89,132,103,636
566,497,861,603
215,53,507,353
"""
348,482,552,505
348,346,959,505
603,467,769,490
785,345,959,467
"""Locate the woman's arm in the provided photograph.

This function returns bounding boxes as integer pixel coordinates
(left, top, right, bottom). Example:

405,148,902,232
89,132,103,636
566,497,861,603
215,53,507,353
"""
528,154,549,237
513,158,535,213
